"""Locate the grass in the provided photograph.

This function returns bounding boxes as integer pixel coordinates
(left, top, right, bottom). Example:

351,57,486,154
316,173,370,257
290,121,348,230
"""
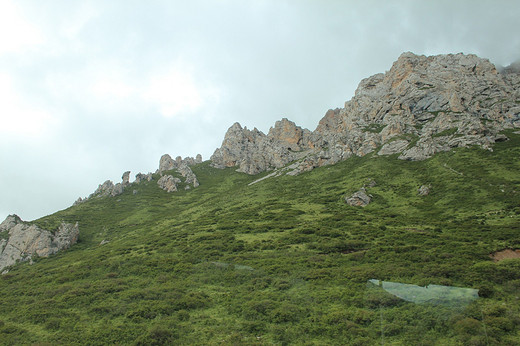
0,132,519,344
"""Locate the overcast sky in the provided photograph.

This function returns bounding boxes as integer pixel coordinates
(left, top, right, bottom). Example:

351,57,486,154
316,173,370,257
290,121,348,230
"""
1,0,519,222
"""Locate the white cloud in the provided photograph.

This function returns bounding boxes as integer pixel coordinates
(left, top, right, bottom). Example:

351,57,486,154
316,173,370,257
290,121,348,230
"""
0,0,45,55
141,63,205,118
0,72,58,137
90,75,136,101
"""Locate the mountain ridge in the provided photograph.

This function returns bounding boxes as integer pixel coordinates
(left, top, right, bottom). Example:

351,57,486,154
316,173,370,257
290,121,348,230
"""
211,52,519,175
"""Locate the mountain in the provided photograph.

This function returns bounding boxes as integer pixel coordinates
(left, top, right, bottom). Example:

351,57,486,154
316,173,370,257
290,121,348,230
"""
0,52,519,345
212,52,519,174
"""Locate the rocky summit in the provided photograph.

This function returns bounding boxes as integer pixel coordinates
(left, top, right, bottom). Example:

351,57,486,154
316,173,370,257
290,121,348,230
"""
211,52,520,176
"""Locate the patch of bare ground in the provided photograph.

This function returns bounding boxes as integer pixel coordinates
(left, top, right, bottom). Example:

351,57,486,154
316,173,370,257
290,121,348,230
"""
490,249,520,262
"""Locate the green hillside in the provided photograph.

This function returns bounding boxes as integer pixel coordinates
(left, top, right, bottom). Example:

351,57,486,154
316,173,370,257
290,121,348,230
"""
1,130,520,345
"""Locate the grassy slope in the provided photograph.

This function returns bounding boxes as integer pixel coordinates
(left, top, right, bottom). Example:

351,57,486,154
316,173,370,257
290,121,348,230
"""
1,131,519,345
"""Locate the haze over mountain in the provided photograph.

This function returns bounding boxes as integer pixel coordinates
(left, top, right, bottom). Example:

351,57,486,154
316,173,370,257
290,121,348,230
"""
1,0,520,222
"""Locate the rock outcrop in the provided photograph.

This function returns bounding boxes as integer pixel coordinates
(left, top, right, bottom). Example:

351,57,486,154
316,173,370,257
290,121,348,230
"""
157,175,181,193
346,188,371,207
0,215,79,272
210,118,312,174
158,154,200,190
135,172,153,184
211,52,520,177
122,171,131,186
74,153,203,204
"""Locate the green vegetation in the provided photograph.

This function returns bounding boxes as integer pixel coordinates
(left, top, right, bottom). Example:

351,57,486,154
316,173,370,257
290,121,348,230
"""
432,127,459,138
1,132,520,344
363,123,386,133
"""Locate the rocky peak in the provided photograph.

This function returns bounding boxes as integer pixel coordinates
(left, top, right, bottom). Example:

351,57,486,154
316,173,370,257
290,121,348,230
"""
267,118,312,151
159,154,203,173
210,52,520,177
0,214,22,232
210,119,312,174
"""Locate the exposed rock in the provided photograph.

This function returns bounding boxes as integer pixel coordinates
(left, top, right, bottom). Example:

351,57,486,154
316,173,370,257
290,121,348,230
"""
366,179,377,188
0,214,22,232
210,119,312,175
346,188,371,207
0,215,79,272
122,171,131,186
418,185,431,196
159,154,203,173
158,175,181,193
159,154,176,173
177,163,199,188
211,52,519,177
73,197,85,206
111,183,124,197
135,172,153,184
378,140,410,156
92,180,115,198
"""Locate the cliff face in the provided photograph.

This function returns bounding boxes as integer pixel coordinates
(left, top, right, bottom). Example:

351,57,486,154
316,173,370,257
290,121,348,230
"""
0,215,79,273
211,52,520,175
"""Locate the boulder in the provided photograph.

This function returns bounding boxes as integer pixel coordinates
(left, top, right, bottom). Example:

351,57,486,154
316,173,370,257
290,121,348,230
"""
418,185,431,196
346,188,371,207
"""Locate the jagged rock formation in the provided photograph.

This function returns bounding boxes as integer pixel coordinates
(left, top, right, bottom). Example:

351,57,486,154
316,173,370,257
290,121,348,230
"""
210,118,312,174
135,172,153,184
122,171,131,186
211,52,520,176
158,154,200,189
0,215,79,272
157,175,182,193
74,153,202,203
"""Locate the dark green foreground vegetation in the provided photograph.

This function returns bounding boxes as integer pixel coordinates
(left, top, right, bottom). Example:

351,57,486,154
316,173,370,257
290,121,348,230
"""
1,131,520,345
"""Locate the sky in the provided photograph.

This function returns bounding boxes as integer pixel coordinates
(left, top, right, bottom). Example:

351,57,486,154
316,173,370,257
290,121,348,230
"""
1,0,519,222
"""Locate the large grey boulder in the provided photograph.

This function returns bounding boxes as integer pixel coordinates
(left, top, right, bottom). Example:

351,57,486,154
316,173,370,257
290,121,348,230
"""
346,188,371,207
418,185,431,196
0,215,79,272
